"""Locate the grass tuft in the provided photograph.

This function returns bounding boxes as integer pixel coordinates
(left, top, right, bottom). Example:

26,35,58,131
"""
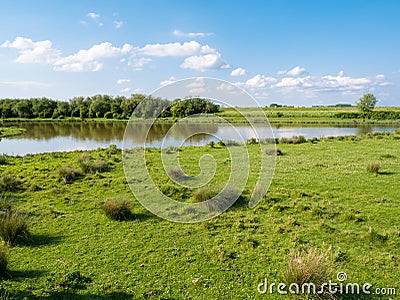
366,161,381,174
78,154,108,174
0,211,30,246
101,198,132,221
0,174,21,192
58,165,82,184
283,248,335,298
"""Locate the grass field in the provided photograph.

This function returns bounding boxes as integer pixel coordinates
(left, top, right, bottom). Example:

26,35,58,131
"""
0,133,399,299
217,107,400,124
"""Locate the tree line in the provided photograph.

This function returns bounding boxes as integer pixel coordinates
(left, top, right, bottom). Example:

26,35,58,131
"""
0,94,220,120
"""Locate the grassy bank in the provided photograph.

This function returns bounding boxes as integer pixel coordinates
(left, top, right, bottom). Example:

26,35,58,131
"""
0,133,399,298
0,127,26,138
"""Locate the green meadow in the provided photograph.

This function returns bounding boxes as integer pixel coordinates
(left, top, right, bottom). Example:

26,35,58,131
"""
0,132,399,299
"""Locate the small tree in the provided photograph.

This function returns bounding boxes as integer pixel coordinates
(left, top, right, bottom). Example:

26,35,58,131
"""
356,93,377,113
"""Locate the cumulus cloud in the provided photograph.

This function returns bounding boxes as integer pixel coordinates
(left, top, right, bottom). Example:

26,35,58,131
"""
117,79,131,84
87,12,100,19
230,67,248,76
172,29,214,38
120,87,131,93
1,37,61,64
278,66,306,76
128,57,152,70
245,75,277,88
180,52,230,72
137,41,212,57
53,42,133,72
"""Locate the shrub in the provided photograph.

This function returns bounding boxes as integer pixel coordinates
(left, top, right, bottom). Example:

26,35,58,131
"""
0,174,21,192
247,137,258,145
101,198,132,221
217,140,225,147
366,161,381,174
279,135,307,144
0,155,7,165
283,248,335,297
0,211,30,246
207,141,215,148
0,244,8,276
58,165,81,184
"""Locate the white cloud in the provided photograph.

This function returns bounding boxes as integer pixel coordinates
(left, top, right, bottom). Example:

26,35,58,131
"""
53,42,132,72
117,79,131,85
128,57,152,70
275,76,312,88
245,74,277,88
137,41,206,57
375,74,385,80
120,88,131,93
186,78,207,93
114,21,124,29
172,29,214,38
1,37,61,64
160,76,177,86
87,12,100,20
180,52,229,72
230,67,248,76
277,66,306,76
278,66,306,76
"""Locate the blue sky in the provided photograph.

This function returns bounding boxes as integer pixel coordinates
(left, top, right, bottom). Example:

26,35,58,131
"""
0,0,399,106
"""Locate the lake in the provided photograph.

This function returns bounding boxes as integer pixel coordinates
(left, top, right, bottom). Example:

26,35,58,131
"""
0,122,398,155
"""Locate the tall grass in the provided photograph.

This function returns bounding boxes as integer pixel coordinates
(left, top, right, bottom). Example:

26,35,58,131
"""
0,174,21,192
0,211,30,246
78,154,108,174
101,198,132,221
58,165,81,184
366,161,381,174
283,248,335,298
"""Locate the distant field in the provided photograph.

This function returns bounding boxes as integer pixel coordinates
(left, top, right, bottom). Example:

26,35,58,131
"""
0,133,399,298
217,107,400,124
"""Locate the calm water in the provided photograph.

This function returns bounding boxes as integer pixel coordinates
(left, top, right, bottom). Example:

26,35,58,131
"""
0,122,398,155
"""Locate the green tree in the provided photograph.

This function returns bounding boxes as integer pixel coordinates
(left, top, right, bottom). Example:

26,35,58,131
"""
356,93,378,113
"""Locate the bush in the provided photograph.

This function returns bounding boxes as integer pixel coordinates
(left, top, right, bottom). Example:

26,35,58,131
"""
0,211,30,246
0,174,21,192
58,165,81,184
247,137,258,145
207,141,215,148
0,155,7,165
0,244,8,276
101,198,132,221
366,161,381,174
283,248,335,297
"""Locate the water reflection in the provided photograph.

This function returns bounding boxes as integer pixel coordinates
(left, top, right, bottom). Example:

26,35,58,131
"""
0,122,398,155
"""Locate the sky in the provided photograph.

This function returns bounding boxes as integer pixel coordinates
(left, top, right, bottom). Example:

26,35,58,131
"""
0,0,399,106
